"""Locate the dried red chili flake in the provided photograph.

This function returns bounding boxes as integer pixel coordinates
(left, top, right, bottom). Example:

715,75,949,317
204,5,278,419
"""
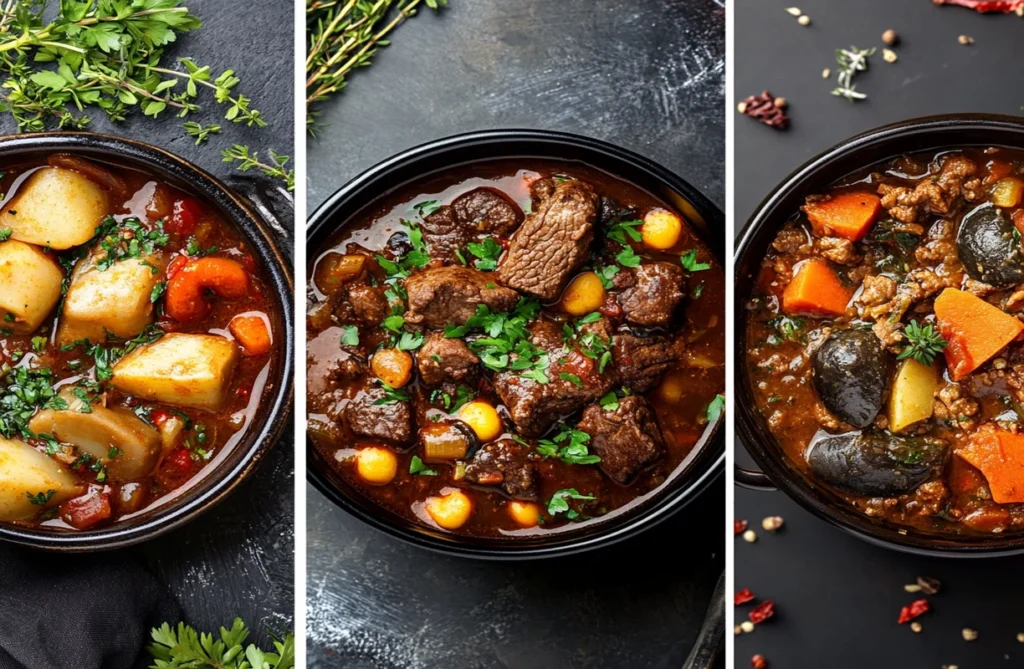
898,598,930,624
749,600,775,624
735,519,749,535
735,588,756,605
751,654,768,668
933,0,1024,13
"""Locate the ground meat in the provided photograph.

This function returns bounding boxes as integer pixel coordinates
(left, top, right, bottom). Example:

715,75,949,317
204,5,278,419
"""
932,382,980,429
613,262,686,327
577,396,665,485
341,383,414,445
877,155,978,223
771,227,811,254
404,266,520,329
464,439,540,500
815,236,861,265
915,219,959,266
963,278,998,298
814,402,847,431
1006,284,1024,311
907,267,948,298
415,332,479,387
905,480,951,517
858,275,897,308
872,319,905,350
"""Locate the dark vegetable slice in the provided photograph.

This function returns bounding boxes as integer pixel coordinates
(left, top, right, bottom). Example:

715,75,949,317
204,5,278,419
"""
813,329,890,428
807,431,947,496
956,203,1024,287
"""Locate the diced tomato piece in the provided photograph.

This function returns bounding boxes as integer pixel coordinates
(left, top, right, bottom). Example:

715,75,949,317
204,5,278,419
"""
60,488,112,530
167,255,189,278
166,197,204,236
163,447,194,477
149,409,173,428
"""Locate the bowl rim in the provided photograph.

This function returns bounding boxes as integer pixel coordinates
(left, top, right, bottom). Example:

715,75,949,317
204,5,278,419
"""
734,113,1024,557
0,131,295,552
307,128,726,559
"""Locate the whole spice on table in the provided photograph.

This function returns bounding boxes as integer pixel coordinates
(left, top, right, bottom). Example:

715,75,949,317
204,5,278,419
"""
749,600,775,624
898,598,930,624
735,519,749,534
751,654,768,669
743,529,758,543
882,29,899,46
735,588,756,605
917,576,942,595
761,515,784,532
832,46,875,102
962,627,978,641
910,622,923,633
933,0,1024,12
738,91,789,130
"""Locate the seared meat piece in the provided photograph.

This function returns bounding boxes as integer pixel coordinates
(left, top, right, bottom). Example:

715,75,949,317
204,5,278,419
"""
529,177,556,205
578,396,665,484
877,155,978,224
452,187,523,236
421,205,471,263
416,332,479,387
334,282,389,326
613,262,685,327
598,196,638,228
493,321,615,437
465,439,541,500
496,180,599,301
404,266,520,329
614,333,685,393
341,383,414,445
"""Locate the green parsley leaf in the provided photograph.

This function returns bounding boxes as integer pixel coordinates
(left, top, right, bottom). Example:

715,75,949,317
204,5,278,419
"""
409,455,438,476
466,237,503,271
558,372,583,387
680,249,711,272
0,229,11,242
705,394,725,424
397,331,425,351
616,245,642,268
373,380,411,405
598,391,619,411
340,325,360,346
412,200,441,218
547,488,596,519
606,219,643,244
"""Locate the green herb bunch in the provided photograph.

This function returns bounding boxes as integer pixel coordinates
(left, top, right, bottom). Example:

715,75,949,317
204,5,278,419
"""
306,0,448,132
148,618,294,669
898,320,947,366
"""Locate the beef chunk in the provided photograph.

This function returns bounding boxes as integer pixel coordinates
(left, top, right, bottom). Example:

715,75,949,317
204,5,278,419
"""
416,332,479,387
342,383,414,445
452,187,523,236
404,266,520,329
578,396,665,485
333,282,388,326
421,205,471,263
496,180,598,301
614,332,685,393
613,262,685,327
530,177,556,205
493,321,615,437
598,196,638,228
464,439,540,499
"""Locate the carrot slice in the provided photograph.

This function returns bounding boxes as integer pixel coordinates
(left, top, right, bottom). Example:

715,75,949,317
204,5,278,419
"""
934,288,1024,381
803,192,882,241
781,259,852,317
229,314,272,356
958,426,1024,504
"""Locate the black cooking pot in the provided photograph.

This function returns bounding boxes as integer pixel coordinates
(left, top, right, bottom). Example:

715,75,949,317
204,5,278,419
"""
0,132,294,552
308,129,725,559
735,113,1024,557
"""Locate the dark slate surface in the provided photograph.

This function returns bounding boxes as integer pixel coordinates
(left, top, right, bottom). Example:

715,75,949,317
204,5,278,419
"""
735,2,1023,667
306,1,725,667
0,0,296,646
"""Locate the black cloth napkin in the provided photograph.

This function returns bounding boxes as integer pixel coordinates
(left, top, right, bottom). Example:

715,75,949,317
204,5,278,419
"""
0,546,179,669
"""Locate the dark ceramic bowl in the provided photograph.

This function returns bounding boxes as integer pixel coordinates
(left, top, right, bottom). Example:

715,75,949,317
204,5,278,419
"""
0,132,294,552
308,129,725,560
735,113,1024,558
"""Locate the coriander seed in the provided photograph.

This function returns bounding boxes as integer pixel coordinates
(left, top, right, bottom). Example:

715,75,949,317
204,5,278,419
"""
743,529,757,543
962,628,978,642
882,29,899,46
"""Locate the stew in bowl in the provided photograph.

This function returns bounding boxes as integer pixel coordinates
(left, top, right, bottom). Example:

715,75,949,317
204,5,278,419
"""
308,151,724,543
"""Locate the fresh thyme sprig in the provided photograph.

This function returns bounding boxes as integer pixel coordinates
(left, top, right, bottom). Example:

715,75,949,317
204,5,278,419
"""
221,145,295,192
0,1,267,133
305,0,448,132
831,46,876,102
898,320,947,366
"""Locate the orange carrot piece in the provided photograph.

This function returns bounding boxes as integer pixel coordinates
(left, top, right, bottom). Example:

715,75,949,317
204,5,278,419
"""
957,426,1024,504
934,288,1024,381
803,192,882,241
229,314,272,356
781,259,852,317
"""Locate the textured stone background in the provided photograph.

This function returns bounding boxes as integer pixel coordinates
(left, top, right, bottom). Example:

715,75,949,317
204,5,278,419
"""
307,1,725,667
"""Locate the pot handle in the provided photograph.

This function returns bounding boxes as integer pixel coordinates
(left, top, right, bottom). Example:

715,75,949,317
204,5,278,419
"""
682,571,724,669
229,175,294,262
735,465,777,491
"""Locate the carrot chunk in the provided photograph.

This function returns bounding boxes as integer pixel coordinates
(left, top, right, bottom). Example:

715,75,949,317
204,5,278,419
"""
933,288,1024,381
229,314,272,356
803,192,882,241
781,259,852,317
957,426,1024,504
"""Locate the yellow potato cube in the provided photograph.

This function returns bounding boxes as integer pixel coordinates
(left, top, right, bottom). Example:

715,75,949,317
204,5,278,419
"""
426,489,473,530
29,389,161,481
0,167,108,250
58,255,164,344
355,447,398,485
561,271,607,316
641,209,684,250
0,240,64,334
0,437,80,522
888,358,938,433
507,500,541,528
111,333,240,410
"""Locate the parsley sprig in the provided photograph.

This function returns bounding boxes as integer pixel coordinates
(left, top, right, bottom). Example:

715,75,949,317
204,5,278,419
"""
0,366,65,439
93,217,168,271
148,618,294,669
898,320,947,366
547,488,595,520
536,426,601,465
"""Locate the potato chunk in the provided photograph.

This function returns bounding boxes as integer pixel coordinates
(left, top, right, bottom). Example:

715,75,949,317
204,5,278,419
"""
111,333,240,410
0,167,108,250
0,240,64,334
29,389,161,481
58,255,164,344
0,437,80,521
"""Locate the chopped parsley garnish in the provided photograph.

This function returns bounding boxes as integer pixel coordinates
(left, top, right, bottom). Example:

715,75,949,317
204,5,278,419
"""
397,331,425,351
185,235,220,258
547,488,595,520
536,426,600,465
615,244,642,268
430,384,476,413
26,490,56,505
606,219,643,244
598,391,619,411
412,200,441,218
705,394,725,424
0,228,11,242
596,264,620,289
558,372,583,387
340,325,360,346
680,249,711,272
898,320,947,366
466,237,503,271
150,281,167,303
766,315,806,343
408,455,438,476
0,367,64,439
373,380,411,405
93,217,169,271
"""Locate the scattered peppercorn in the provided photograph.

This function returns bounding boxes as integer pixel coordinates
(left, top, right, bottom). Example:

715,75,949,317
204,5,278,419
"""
743,529,758,543
910,622,923,633
797,14,811,25
882,29,899,45
958,34,975,45
917,576,941,595
752,654,768,669
738,91,790,130
741,621,755,633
